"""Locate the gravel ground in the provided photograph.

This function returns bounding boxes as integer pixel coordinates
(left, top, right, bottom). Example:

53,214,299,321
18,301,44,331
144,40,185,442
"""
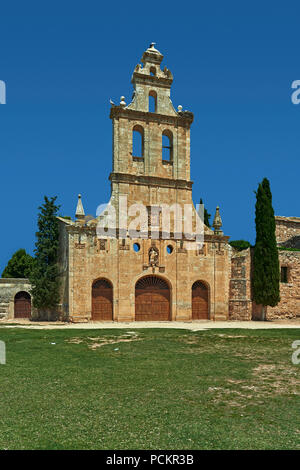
0,318,300,330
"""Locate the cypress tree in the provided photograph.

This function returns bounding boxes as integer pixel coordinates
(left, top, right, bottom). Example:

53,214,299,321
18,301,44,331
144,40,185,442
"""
252,178,280,320
200,198,211,227
29,196,61,320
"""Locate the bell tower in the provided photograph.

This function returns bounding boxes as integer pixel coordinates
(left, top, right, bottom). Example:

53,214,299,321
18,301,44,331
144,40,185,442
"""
109,43,194,214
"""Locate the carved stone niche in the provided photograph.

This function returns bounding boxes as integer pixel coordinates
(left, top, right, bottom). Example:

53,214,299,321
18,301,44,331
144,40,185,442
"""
95,238,107,252
216,242,224,255
197,243,207,256
119,238,129,250
177,240,187,253
75,243,85,249
149,247,159,267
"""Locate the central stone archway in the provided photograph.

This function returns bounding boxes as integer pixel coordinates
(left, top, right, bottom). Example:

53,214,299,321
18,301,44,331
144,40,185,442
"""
135,275,170,321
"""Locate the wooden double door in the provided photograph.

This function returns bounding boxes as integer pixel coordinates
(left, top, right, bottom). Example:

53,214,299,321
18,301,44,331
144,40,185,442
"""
92,279,113,321
192,281,209,319
135,276,170,321
14,292,31,318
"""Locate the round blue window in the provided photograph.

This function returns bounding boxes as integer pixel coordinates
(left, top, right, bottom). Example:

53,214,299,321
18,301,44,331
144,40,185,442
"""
133,243,140,252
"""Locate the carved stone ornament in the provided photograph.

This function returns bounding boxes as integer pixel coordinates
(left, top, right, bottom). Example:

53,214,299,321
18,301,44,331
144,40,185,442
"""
149,247,159,267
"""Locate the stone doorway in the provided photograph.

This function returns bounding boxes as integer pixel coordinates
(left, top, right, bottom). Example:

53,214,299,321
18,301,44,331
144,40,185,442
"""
192,281,209,319
135,275,170,321
14,291,31,318
92,279,113,321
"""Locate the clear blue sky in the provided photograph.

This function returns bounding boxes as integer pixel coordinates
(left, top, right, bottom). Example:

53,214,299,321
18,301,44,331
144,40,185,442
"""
1,1,299,273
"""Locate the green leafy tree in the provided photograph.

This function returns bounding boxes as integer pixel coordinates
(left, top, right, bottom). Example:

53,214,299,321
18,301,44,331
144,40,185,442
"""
200,198,211,227
229,240,251,251
2,249,34,278
29,196,61,319
252,178,280,320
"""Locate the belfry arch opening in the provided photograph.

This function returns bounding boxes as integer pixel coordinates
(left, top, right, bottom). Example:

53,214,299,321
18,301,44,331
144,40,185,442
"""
135,275,170,321
149,90,157,113
132,125,144,158
162,130,173,161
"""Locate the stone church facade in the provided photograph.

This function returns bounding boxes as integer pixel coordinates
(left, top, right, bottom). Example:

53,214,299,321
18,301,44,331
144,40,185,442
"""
0,44,299,322
55,44,300,323
57,44,231,322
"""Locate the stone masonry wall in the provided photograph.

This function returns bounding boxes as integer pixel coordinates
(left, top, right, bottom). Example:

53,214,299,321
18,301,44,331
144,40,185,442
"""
275,216,300,248
229,248,252,320
64,222,231,322
0,279,31,319
266,250,300,319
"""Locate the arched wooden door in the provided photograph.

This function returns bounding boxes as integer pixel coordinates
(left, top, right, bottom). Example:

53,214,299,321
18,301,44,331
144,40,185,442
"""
14,291,31,318
192,281,209,319
135,276,170,321
92,279,113,321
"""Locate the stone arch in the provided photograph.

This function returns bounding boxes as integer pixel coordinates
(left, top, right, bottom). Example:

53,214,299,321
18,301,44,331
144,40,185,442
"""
91,278,113,321
14,291,31,318
162,129,173,161
192,280,209,320
135,275,171,321
149,90,157,112
132,124,144,158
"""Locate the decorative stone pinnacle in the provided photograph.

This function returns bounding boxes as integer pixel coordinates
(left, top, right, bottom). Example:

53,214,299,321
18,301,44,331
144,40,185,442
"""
213,206,223,235
142,43,163,65
75,193,85,220
120,96,126,107
178,105,183,112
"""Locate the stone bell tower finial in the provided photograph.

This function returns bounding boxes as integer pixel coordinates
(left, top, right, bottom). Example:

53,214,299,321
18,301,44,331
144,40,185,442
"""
213,206,223,235
141,42,164,66
75,194,85,221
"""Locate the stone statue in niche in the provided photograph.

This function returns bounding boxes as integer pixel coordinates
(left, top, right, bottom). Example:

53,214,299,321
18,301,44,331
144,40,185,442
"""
149,247,159,267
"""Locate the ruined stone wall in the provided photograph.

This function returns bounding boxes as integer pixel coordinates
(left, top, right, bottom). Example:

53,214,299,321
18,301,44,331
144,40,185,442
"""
57,219,70,319
229,248,252,320
275,216,300,248
266,250,300,319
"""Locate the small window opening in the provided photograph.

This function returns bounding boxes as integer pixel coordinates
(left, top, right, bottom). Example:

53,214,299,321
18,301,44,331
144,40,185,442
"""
281,266,289,283
150,66,156,76
132,125,144,158
133,243,140,252
162,130,173,161
149,90,157,113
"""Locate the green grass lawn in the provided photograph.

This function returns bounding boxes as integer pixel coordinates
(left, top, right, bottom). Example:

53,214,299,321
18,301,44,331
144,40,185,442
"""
0,327,299,450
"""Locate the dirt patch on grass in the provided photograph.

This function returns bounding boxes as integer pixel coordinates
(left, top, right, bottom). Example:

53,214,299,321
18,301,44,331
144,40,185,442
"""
88,337,141,349
66,332,141,349
207,361,300,408
217,334,247,339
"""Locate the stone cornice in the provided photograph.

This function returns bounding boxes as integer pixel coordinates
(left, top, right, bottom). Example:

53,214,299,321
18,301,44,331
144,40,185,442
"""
0,278,30,284
204,234,230,243
275,216,300,224
132,73,173,88
109,107,193,127
109,172,193,190
66,225,229,244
